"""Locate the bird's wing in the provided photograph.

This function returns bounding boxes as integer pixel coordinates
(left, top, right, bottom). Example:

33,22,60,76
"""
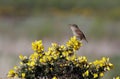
82,33,88,43
75,29,83,36
75,29,88,42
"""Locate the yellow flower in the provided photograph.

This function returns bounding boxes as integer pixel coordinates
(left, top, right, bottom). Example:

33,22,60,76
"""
40,56,47,63
29,52,39,61
50,67,53,71
7,37,114,78
22,73,25,78
83,70,89,77
52,54,58,60
100,72,104,77
93,60,98,65
48,47,53,52
62,51,69,57
106,66,110,71
66,36,82,51
32,40,44,53
39,55,52,63
66,55,76,61
115,76,120,79
71,55,76,61
52,76,57,79
92,57,113,72
27,61,36,66
19,54,27,60
52,43,58,48
39,59,43,63
109,63,114,68
20,62,23,65
19,54,24,60
45,51,51,56
47,56,52,61
93,57,107,66
14,66,18,70
7,70,15,78
78,56,87,63
93,73,98,78
59,45,66,51
15,73,18,77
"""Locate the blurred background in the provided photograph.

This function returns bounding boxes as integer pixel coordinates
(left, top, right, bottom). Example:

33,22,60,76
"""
0,0,120,78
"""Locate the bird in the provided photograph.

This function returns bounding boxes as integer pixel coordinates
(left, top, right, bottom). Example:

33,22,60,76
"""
69,24,88,42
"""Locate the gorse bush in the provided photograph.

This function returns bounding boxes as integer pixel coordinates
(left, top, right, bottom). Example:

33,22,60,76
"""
7,36,118,79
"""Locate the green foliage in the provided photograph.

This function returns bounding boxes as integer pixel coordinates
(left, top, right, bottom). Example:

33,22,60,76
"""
7,36,114,79
0,0,120,20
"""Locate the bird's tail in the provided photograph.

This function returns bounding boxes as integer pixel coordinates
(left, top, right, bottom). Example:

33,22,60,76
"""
82,36,88,43
84,38,88,43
